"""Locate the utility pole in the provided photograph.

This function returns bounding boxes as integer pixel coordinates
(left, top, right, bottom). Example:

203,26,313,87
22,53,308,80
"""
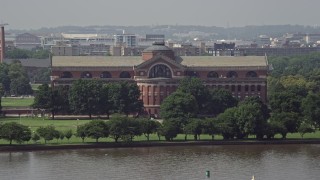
0,23,9,63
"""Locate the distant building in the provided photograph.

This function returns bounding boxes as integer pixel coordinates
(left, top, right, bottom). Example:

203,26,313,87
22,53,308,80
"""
255,35,271,48
40,36,61,50
114,34,137,47
51,44,75,56
61,33,113,45
238,47,320,56
139,34,165,46
168,42,205,56
146,34,165,41
214,43,236,56
51,42,268,117
15,33,41,50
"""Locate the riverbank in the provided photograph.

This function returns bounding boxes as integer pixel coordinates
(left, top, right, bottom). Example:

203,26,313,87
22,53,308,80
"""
1,139,320,152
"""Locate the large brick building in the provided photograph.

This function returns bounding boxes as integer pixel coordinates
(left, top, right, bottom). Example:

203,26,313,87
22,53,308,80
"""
51,42,269,117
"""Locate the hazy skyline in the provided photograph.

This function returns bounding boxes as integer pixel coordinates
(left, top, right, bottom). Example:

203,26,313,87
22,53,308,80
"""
1,0,319,30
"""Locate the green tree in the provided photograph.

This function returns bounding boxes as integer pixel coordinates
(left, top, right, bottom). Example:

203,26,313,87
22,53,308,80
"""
83,120,109,142
36,125,59,144
53,85,71,116
155,121,162,141
69,80,104,119
0,63,10,93
8,61,32,95
109,82,143,116
301,93,320,128
53,130,61,143
100,84,114,118
31,133,40,143
269,112,300,138
235,97,270,139
206,89,238,116
160,91,198,119
64,129,73,143
5,48,31,59
0,122,31,145
264,121,286,139
298,122,315,138
108,117,142,142
59,132,65,141
159,119,180,141
203,118,218,140
184,118,203,140
76,125,87,143
33,84,51,110
177,77,209,114
215,107,239,139
140,118,159,141
33,84,67,119
0,85,4,114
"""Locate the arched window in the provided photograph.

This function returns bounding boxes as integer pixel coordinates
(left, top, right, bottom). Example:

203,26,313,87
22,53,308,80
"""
120,71,131,78
81,71,92,78
226,71,238,78
186,71,199,77
149,64,172,78
60,71,73,78
207,71,219,78
246,71,258,78
100,71,112,78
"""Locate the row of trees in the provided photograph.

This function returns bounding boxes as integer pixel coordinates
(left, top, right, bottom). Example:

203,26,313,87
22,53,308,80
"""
0,122,73,144
34,78,239,119
5,49,50,59
33,80,143,119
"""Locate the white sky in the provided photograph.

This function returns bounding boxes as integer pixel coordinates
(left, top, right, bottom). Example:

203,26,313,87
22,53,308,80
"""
0,0,319,30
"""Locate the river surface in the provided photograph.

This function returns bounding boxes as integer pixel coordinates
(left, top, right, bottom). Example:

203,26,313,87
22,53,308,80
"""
0,144,319,180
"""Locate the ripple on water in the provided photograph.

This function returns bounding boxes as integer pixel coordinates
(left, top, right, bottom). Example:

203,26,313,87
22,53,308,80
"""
0,144,319,180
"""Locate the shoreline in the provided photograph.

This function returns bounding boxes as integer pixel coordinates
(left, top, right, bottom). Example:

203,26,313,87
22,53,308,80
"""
1,139,320,152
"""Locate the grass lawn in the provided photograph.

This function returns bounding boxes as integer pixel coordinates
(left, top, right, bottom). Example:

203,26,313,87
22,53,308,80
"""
2,97,34,107
0,117,320,145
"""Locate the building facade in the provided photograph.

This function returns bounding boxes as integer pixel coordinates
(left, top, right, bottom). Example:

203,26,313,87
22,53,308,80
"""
114,34,137,47
15,33,41,50
51,42,269,117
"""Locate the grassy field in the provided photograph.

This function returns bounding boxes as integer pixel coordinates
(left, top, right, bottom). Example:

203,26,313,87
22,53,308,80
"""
0,117,319,145
2,97,34,107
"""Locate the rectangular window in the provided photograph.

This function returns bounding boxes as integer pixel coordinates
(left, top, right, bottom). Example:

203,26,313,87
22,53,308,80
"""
238,85,241,91
251,85,255,92
257,85,261,91
245,85,249,92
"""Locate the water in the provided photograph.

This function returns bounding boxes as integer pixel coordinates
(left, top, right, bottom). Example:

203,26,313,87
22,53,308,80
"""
0,145,319,180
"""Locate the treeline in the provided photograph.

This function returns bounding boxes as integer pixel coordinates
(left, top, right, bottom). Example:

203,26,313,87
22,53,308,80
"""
267,53,320,138
5,49,50,59
0,122,72,145
33,80,143,119
0,61,32,96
